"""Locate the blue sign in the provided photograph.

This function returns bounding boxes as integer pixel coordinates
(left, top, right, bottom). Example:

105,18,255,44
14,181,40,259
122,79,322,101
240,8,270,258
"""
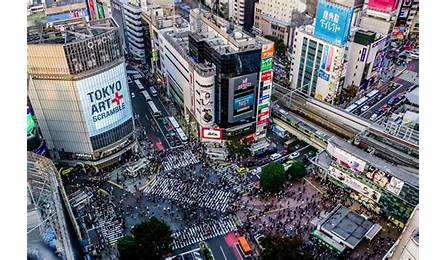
318,70,330,81
314,0,354,45
234,94,254,115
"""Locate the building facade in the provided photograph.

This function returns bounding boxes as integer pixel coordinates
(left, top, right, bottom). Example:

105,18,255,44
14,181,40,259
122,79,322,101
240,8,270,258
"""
312,137,419,226
344,30,388,90
123,0,146,62
253,0,307,47
228,0,256,31
27,18,136,167
290,25,345,104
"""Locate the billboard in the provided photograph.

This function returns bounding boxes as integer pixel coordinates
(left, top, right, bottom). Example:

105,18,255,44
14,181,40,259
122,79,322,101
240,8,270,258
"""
201,128,223,140
386,176,405,196
230,73,258,94
314,0,354,45
27,107,35,134
77,63,133,137
319,46,334,82
234,94,255,115
367,0,399,12
199,85,214,126
328,166,381,202
327,142,367,172
47,9,88,22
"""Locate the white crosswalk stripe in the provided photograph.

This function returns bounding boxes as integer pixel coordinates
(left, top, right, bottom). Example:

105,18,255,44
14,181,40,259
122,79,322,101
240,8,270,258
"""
94,204,124,245
171,216,238,250
161,150,200,172
143,176,235,213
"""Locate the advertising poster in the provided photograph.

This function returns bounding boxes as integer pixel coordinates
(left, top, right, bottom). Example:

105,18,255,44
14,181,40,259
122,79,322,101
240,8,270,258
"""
27,107,35,134
314,0,354,45
88,0,97,20
329,166,381,202
77,63,133,136
386,176,405,196
262,43,275,56
261,70,273,82
360,48,368,62
234,94,254,115
200,87,214,126
319,46,333,82
367,0,399,12
230,73,258,93
366,169,390,188
327,143,367,172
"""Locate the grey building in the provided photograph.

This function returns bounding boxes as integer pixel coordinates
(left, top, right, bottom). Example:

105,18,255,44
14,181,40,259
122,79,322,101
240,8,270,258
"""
27,18,136,167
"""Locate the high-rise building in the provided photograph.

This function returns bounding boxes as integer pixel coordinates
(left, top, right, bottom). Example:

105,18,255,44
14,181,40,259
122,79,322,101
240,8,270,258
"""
123,0,146,62
253,0,307,46
27,18,137,167
392,0,419,40
228,0,256,31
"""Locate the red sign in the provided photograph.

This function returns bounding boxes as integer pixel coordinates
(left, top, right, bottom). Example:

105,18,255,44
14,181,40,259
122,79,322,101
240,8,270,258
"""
257,118,269,125
201,128,223,140
367,0,399,12
242,133,256,142
257,110,269,118
261,71,272,82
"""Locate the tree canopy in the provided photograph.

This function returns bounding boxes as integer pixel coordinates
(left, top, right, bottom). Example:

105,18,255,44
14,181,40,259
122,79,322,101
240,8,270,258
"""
260,162,286,193
260,234,312,260
287,160,307,180
117,217,173,260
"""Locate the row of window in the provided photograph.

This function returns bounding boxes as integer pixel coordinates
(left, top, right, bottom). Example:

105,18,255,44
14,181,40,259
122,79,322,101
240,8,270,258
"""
91,118,133,150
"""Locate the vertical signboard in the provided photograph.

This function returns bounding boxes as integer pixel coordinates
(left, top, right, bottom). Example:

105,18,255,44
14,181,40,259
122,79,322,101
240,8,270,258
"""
314,0,354,45
255,43,274,140
88,0,98,20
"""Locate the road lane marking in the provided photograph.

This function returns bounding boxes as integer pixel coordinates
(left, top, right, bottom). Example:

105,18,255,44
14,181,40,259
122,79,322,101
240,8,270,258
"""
303,177,323,194
220,246,228,260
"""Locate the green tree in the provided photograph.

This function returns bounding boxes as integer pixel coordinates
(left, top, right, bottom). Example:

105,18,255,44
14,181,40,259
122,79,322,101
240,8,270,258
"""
227,138,251,158
118,217,173,260
117,235,138,260
260,234,312,260
287,161,306,180
260,162,286,193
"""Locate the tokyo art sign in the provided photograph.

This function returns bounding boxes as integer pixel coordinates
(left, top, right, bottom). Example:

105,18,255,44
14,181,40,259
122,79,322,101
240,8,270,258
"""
78,64,132,136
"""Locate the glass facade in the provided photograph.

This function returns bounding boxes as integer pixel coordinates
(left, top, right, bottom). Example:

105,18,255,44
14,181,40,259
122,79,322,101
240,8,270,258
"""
90,118,133,150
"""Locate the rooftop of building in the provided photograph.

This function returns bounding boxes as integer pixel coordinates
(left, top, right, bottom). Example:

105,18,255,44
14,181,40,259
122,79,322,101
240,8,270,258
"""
27,17,118,45
328,136,419,188
190,8,271,55
405,86,419,106
318,205,380,249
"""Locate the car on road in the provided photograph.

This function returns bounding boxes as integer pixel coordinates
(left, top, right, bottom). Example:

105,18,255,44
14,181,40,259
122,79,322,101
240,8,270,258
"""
288,151,300,160
361,105,370,112
270,153,282,161
236,167,249,174
131,92,135,98
251,167,262,175
369,113,378,121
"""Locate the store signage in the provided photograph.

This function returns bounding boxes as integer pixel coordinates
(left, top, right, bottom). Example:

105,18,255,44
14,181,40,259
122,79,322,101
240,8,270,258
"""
360,48,367,62
201,128,223,140
261,70,273,82
261,57,273,72
314,0,354,45
87,33,114,49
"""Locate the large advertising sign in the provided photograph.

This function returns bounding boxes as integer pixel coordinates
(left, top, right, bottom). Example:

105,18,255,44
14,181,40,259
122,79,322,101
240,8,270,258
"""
230,73,258,94
201,127,223,140
88,0,97,20
200,86,214,126
234,94,254,115
314,0,354,45
260,57,273,72
327,142,367,173
386,176,405,196
47,9,88,22
77,63,133,137
329,166,381,202
27,107,35,134
318,46,333,82
367,0,399,12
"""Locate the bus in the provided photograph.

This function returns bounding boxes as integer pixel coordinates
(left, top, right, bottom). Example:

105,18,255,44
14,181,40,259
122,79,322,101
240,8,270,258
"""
148,101,161,117
354,96,369,107
135,79,145,91
366,89,379,99
168,116,180,129
176,127,188,142
345,103,358,113
142,90,151,101
132,73,143,80
149,86,157,96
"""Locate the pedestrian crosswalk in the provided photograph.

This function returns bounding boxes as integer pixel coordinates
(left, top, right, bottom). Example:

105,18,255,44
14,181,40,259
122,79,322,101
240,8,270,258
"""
143,176,235,212
94,204,124,245
161,150,200,172
172,216,238,250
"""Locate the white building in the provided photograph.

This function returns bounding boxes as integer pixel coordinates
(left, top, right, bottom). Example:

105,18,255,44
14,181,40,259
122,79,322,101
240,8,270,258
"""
344,29,388,89
123,0,146,62
290,25,345,104
253,0,307,46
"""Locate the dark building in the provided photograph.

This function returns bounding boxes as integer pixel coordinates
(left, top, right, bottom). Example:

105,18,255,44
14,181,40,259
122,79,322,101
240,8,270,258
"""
243,0,256,32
